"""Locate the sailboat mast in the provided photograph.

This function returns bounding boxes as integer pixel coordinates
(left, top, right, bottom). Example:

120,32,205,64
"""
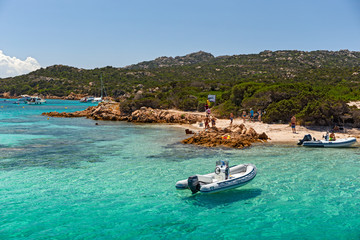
100,73,103,99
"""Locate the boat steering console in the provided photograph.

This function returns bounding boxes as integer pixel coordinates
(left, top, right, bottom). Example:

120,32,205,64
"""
214,160,229,181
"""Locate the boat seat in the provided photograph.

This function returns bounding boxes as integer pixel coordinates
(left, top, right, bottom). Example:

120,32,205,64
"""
230,165,247,174
196,175,213,184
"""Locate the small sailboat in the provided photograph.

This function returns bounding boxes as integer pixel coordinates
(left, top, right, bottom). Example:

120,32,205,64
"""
176,161,257,194
92,74,106,103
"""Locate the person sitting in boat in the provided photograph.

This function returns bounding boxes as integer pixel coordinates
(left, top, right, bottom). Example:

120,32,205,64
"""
329,132,336,141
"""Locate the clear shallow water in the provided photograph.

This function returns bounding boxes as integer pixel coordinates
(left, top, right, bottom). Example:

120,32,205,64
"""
0,99,360,239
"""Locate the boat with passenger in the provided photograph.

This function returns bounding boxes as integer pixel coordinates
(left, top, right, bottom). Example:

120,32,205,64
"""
17,95,31,103
298,133,357,148
26,96,46,105
176,161,257,194
80,96,95,102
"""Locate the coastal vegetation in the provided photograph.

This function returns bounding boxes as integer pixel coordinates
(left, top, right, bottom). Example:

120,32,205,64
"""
1,50,360,126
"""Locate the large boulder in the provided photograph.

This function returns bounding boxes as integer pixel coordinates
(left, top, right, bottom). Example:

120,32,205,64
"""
182,125,268,149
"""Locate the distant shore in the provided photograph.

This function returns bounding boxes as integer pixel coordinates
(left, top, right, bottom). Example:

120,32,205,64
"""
41,102,360,146
0,94,86,100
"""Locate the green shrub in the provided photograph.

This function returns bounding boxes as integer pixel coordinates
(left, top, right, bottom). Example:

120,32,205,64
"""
230,82,264,106
212,100,238,118
178,97,198,111
197,102,206,112
262,99,300,123
297,99,349,126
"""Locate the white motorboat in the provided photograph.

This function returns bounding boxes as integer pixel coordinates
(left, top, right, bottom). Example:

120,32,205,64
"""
26,97,46,105
92,97,102,103
176,161,257,194
80,96,95,102
298,133,357,148
18,95,31,103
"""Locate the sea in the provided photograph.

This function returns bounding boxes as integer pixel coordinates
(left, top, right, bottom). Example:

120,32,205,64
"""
0,99,359,240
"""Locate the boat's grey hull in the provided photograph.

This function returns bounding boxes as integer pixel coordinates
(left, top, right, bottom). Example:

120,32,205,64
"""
175,164,257,194
302,137,357,148
200,166,257,193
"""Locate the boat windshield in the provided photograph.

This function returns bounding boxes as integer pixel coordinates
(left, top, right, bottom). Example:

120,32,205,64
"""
216,160,229,166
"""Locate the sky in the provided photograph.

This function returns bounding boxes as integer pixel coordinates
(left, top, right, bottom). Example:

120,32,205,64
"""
0,0,360,78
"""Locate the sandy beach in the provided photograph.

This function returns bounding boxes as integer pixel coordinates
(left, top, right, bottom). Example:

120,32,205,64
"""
175,113,360,144
168,103,360,144
220,118,360,144
42,104,360,145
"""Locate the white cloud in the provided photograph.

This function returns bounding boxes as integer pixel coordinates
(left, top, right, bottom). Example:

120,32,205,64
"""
0,50,41,78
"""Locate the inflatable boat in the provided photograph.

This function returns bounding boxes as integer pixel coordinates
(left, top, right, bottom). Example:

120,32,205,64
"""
298,134,357,148
175,161,257,194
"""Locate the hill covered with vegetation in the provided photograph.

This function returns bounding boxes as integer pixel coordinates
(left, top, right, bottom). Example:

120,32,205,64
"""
1,50,360,126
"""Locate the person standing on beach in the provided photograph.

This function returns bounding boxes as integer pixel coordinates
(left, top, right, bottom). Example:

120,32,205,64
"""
258,109,262,122
204,116,210,129
211,116,216,127
230,113,234,125
250,108,254,122
291,115,296,133
206,108,211,116
242,111,247,123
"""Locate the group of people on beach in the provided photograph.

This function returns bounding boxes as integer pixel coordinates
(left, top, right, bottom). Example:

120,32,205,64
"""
242,108,263,123
229,108,263,125
204,104,216,129
204,100,298,134
204,100,265,128
202,100,344,138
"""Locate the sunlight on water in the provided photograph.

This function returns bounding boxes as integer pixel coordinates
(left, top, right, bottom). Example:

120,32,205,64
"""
0,99,359,239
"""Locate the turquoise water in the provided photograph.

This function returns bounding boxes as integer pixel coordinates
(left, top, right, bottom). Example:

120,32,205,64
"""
0,99,360,239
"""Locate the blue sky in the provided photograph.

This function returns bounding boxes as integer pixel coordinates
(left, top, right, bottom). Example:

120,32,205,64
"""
0,0,360,77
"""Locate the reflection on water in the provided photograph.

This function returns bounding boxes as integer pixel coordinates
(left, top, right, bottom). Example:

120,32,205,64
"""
184,188,263,209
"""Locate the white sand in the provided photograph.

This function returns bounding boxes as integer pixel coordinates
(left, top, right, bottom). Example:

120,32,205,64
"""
348,101,360,109
213,118,360,143
165,109,360,144
177,115,360,144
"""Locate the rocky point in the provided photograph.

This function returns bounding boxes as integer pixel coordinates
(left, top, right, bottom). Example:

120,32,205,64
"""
42,102,269,149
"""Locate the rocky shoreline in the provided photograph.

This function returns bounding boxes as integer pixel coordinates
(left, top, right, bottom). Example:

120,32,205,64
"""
182,124,268,148
42,102,203,124
0,92,91,100
42,102,269,148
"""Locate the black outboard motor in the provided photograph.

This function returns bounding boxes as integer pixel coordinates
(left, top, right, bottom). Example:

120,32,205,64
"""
188,175,201,194
297,134,312,145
